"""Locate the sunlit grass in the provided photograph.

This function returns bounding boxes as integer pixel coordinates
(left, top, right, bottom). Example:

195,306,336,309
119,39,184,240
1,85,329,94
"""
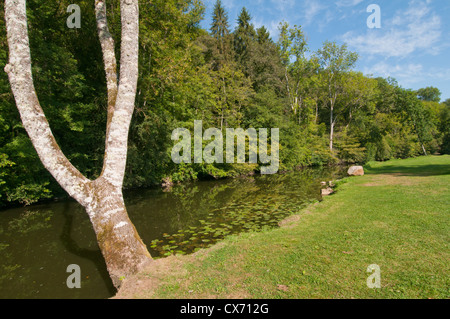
117,155,450,299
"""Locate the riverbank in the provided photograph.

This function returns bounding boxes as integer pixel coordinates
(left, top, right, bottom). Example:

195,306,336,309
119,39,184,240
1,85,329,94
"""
115,155,450,299
0,162,339,211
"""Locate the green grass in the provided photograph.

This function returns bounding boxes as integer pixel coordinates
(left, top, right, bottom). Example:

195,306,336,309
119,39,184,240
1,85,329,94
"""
116,155,450,299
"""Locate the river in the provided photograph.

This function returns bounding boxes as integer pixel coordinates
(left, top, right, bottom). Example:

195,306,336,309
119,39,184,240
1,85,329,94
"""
0,166,346,299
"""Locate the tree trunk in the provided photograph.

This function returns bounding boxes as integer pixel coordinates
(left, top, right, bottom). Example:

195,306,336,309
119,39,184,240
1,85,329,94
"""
86,178,151,288
95,0,118,142
421,143,427,156
221,75,227,130
328,79,335,152
413,120,428,157
329,103,334,152
4,0,152,289
315,101,318,124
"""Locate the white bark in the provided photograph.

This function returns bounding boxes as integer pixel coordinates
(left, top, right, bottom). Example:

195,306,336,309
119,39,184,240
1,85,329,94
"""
95,0,118,142
101,0,140,189
4,0,91,206
421,144,427,156
86,177,151,289
4,0,152,289
329,103,334,152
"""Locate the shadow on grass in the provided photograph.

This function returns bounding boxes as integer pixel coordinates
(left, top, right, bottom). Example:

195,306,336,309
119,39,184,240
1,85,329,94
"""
364,160,450,177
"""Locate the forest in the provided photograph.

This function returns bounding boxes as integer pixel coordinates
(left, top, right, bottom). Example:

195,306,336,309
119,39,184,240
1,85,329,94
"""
1,0,449,208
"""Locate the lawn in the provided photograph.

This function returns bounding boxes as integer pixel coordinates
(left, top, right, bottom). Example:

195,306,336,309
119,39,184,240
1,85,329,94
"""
116,155,450,299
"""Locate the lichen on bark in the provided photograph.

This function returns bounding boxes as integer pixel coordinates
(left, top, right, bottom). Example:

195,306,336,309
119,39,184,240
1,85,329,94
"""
4,0,152,289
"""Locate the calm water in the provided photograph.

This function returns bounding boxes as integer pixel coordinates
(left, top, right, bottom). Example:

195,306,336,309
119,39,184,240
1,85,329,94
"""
0,166,346,299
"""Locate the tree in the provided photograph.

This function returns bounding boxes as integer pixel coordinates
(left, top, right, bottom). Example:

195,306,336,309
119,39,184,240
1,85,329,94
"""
236,25,284,93
256,26,270,45
209,61,253,129
397,89,433,156
126,0,206,187
316,41,358,151
340,72,378,129
416,86,441,103
234,7,255,62
210,0,229,47
209,0,232,66
277,22,306,116
440,101,450,154
277,22,320,123
4,0,151,288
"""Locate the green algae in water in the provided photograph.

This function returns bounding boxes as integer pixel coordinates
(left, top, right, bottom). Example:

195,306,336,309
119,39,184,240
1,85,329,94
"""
147,166,347,258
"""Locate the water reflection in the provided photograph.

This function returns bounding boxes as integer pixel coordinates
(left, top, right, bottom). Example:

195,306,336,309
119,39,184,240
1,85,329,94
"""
60,205,116,296
0,166,346,298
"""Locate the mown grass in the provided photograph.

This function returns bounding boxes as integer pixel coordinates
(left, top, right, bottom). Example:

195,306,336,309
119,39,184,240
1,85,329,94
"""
116,155,450,299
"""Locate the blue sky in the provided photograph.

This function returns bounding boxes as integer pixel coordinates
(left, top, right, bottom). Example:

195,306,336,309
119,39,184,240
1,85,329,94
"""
200,0,450,101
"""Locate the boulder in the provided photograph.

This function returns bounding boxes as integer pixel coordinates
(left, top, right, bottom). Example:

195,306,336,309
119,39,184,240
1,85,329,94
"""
347,165,364,176
321,187,334,196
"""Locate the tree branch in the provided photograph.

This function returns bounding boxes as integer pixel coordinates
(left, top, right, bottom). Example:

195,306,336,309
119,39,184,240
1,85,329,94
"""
4,0,91,206
95,0,118,142
100,0,139,189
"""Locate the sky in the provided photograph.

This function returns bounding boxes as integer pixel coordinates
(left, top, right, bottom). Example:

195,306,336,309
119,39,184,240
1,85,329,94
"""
200,0,450,101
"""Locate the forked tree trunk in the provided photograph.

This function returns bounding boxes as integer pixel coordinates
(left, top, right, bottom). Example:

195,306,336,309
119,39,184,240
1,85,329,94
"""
4,0,152,288
86,178,151,288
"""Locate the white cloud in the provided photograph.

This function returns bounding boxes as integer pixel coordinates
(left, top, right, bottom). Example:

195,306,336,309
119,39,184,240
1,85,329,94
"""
335,0,363,7
364,62,423,81
300,0,334,28
253,18,281,39
304,1,326,22
342,0,442,58
364,61,450,89
270,0,296,12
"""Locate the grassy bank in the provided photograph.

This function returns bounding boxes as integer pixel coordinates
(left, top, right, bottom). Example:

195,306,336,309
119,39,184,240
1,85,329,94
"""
116,155,450,299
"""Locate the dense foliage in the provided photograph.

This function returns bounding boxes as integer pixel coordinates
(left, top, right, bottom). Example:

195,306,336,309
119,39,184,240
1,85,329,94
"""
1,0,448,207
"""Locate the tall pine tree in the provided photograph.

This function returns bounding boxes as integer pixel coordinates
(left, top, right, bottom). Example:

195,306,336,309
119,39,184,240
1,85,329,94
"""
211,0,229,41
234,7,256,61
210,0,230,58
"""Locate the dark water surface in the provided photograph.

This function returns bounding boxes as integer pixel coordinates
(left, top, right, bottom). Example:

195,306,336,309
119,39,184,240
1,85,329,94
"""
0,166,346,299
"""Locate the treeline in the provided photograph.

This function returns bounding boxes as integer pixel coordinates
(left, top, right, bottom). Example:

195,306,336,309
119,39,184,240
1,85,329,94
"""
0,0,449,207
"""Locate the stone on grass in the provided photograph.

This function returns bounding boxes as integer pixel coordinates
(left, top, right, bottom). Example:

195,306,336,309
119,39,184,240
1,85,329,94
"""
321,187,334,196
347,166,364,176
